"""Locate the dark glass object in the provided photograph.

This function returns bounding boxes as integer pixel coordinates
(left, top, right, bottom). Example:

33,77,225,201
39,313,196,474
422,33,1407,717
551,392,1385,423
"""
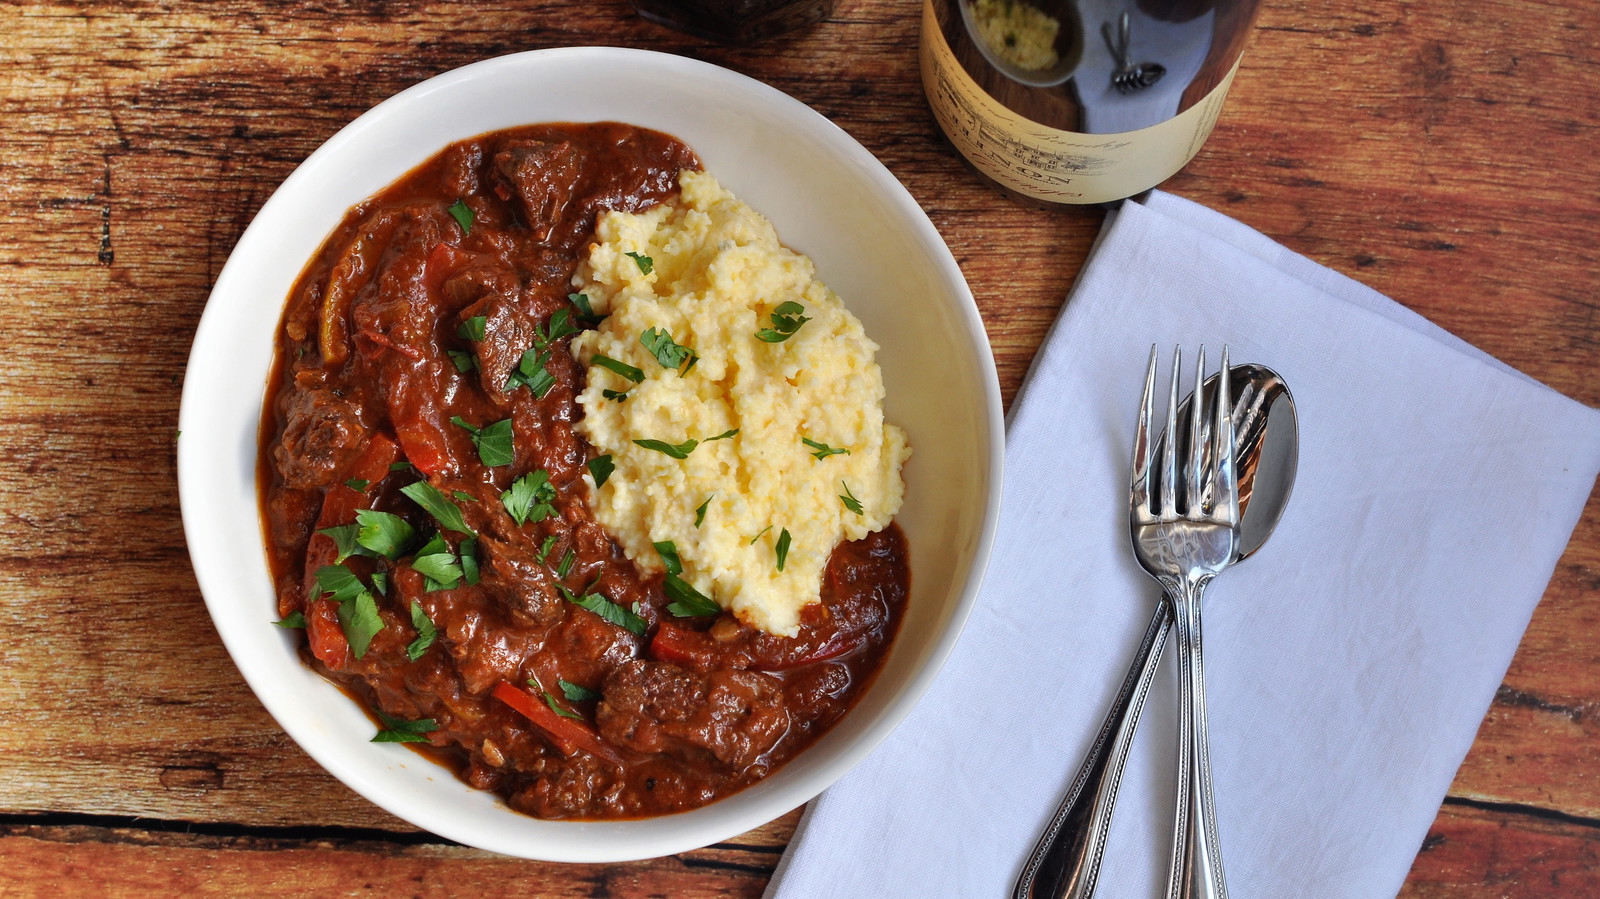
630,0,836,42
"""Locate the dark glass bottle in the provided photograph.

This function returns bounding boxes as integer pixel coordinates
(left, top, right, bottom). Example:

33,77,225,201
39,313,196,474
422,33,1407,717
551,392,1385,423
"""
920,0,1265,204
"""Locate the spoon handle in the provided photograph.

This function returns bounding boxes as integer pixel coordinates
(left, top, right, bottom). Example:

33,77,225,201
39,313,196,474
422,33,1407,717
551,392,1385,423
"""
1166,579,1228,899
1013,597,1172,899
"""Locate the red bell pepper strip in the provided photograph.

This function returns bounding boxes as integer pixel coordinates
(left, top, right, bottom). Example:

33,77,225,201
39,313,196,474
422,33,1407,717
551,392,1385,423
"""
491,681,621,765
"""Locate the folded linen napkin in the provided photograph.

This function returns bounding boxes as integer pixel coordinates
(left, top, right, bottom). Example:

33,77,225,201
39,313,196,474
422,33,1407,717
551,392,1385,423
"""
766,191,1600,898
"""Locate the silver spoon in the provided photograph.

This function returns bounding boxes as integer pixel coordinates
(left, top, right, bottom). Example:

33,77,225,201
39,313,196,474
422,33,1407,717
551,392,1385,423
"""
1014,363,1297,899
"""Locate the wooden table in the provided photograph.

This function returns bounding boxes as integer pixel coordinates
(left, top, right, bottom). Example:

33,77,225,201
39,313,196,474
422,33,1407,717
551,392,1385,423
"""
5,0,1596,894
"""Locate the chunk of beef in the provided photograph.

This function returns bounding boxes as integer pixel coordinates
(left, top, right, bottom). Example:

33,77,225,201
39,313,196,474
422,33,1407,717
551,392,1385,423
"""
492,140,581,242
273,386,368,489
597,660,790,771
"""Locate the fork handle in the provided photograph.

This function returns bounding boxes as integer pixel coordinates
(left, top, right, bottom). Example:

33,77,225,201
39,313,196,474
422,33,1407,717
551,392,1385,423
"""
1168,579,1228,899
1013,598,1172,899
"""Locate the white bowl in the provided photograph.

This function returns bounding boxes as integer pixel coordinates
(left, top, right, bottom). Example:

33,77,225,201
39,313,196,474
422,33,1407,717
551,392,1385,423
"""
179,47,1003,862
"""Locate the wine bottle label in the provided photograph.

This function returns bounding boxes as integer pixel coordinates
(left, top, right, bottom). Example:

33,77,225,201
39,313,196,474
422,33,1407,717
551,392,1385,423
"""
920,0,1238,205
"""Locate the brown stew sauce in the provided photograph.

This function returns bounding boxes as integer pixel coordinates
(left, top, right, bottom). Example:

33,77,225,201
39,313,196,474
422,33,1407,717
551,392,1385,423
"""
259,122,908,819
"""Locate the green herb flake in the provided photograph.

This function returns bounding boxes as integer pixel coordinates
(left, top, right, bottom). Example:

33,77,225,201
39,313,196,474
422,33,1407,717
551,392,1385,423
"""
274,611,308,629
694,494,712,529
775,528,792,572
625,251,654,275
370,571,388,595
528,675,583,721
653,540,683,576
704,428,738,442
372,710,439,744
641,327,697,373
389,460,415,473
506,346,557,398
839,480,865,515
569,292,606,329
633,437,698,459
400,481,475,536
475,419,515,467
802,437,851,460
590,353,644,383
447,199,474,234
315,524,367,564
447,349,477,373
536,533,559,563
406,601,436,661
354,508,417,560
537,309,578,347
562,586,648,635
559,679,601,703
602,388,629,402
588,454,614,488
412,534,464,591
345,478,370,492
460,537,481,586
555,547,576,580
748,525,772,546
338,589,384,658
755,300,811,343
502,469,556,526
314,565,367,603
665,574,719,618
457,315,487,342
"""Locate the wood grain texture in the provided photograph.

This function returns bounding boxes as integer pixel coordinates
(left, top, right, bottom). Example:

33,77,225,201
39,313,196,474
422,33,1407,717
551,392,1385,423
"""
0,0,1596,893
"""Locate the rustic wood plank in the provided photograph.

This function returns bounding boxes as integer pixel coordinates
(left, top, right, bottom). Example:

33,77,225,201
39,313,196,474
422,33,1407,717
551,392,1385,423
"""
0,0,1596,892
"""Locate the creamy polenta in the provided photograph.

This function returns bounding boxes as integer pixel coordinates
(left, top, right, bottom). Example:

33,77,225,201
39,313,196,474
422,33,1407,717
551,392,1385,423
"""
569,170,910,637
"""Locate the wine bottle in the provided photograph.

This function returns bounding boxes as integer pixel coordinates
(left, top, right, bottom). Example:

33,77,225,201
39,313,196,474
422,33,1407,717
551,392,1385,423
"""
920,0,1264,204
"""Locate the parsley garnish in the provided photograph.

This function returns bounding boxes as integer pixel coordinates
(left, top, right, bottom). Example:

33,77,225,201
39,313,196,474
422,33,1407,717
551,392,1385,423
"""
447,199,473,234
803,437,850,460
447,349,476,373
569,292,605,329
529,675,583,721
503,345,558,398
345,478,370,492
400,481,475,535
775,528,792,572
406,601,436,661
755,301,810,343
412,533,464,591
634,437,698,459
536,309,578,347
591,353,644,383
694,494,712,528
626,251,654,274
372,710,438,744
460,537,480,586
315,565,383,658
315,523,366,564
371,571,388,595
354,508,417,560
561,584,648,635
839,481,864,515
641,327,697,373
274,612,307,629
457,315,486,342
559,679,600,702
654,540,683,575
555,547,576,580
451,416,515,467
502,469,556,526
705,428,739,442
536,533,559,563
588,454,614,488
749,525,772,545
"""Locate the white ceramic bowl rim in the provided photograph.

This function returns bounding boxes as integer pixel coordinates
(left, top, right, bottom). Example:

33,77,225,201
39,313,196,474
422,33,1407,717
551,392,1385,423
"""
179,46,1004,862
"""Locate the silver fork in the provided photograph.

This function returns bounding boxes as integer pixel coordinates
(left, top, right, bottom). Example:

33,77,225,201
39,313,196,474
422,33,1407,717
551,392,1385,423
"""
1132,345,1240,899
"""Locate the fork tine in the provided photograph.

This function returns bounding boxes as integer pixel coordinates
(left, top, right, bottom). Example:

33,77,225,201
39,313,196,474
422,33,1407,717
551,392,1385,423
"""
1131,344,1158,514
1160,346,1180,515
1186,346,1207,515
1214,346,1240,524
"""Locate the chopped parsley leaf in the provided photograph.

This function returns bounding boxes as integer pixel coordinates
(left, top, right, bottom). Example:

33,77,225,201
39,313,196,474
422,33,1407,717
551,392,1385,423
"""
337,588,383,658
372,710,438,743
274,612,307,629
457,315,486,342
569,292,605,329
775,528,792,572
354,508,417,560
412,533,464,591
641,327,697,373
602,388,629,402
502,470,556,526
749,525,772,545
665,574,719,618
447,199,473,234
633,437,698,459
536,533,559,563
839,480,865,515
625,251,654,274
447,349,476,373
406,601,436,661
588,454,614,488
555,547,576,580
802,437,850,460
345,478,370,492
537,309,578,347
400,481,475,535
590,353,644,383
561,585,648,635
755,301,810,343
694,494,712,528
559,679,600,703
315,524,367,564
